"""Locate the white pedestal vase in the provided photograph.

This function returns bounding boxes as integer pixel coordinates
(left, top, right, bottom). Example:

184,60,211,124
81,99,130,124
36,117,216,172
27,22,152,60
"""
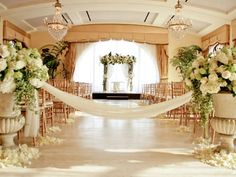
0,93,25,148
210,93,236,152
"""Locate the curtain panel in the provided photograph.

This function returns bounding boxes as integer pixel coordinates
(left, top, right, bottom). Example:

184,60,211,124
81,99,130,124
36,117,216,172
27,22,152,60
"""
201,25,230,52
65,43,77,80
156,45,168,82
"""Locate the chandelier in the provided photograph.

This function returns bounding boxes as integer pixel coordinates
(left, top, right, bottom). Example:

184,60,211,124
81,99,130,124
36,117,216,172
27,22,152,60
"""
44,0,69,41
168,0,192,39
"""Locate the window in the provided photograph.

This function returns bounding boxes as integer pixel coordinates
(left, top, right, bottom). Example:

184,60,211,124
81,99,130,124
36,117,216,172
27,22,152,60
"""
73,40,160,92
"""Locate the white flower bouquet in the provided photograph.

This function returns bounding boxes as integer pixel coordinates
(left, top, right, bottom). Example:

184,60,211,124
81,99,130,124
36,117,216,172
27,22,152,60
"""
0,42,49,105
186,47,236,96
100,52,136,65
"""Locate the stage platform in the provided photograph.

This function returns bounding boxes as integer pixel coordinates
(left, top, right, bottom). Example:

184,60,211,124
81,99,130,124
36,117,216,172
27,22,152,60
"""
92,92,141,100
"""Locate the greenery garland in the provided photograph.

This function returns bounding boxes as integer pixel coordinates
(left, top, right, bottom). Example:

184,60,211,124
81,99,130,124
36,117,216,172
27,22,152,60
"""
171,45,212,137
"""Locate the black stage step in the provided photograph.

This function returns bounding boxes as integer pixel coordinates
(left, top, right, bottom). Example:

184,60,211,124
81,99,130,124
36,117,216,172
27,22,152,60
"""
92,92,141,100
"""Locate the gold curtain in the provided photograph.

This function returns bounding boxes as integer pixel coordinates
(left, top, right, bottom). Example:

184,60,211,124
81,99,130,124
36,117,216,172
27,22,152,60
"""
202,48,209,57
156,44,168,82
65,43,77,80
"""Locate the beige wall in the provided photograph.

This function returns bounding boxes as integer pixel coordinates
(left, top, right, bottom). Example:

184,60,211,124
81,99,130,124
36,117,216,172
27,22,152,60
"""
30,31,56,49
168,33,201,82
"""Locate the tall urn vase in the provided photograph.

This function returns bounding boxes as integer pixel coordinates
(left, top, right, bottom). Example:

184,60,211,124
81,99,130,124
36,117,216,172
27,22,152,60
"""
210,93,236,152
0,93,25,147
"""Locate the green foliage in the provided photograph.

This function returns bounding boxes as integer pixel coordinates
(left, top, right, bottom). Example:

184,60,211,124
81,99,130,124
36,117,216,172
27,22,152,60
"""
171,45,202,79
41,41,69,79
171,45,213,126
191,80,213,125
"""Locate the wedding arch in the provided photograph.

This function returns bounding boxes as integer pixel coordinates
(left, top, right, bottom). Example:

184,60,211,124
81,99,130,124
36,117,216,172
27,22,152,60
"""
100,52,136,92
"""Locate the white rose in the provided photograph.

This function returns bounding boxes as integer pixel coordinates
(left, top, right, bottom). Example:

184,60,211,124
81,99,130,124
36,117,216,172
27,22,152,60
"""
0,45,10,58
194,69,199,75
200,77,208,84
0,78,16,93
0,59,7,72
209,61,218,72
200,83,208,95
215,52,229,65
208,73,218,81
199,68,207,74
222,71,231,79
220,81,227,87
205,82,221,94
17,54,24,60
197,56,206,66
15,60,26,70
216,65,225,73
233,86,236,94
32,59,43,68
8,47,17,58
29,78,43,88
229,73,236,81
192,60,199,68
185,78,192,87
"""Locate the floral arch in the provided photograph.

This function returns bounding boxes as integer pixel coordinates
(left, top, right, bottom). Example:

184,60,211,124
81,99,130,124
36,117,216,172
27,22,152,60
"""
100,52,136,92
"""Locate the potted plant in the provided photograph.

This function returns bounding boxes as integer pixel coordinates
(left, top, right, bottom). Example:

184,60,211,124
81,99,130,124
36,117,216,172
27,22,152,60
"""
40,41,69,79
0,41,49,147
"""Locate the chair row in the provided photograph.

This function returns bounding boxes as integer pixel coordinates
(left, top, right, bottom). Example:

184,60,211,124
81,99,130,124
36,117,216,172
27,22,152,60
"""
48,79,92,122
19,79,92,146
141,82,200,132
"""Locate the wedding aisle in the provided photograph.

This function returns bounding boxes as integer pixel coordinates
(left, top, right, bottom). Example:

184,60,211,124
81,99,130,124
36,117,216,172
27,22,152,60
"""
0,100,235,177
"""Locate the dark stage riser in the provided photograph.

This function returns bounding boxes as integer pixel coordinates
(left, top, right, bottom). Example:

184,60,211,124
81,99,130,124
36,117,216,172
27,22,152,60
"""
92,93,141,100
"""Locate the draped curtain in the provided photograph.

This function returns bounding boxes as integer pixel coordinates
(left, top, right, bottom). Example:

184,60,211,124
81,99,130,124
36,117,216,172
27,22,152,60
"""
65,43,77,80
201,25,229,57
156,44,168,82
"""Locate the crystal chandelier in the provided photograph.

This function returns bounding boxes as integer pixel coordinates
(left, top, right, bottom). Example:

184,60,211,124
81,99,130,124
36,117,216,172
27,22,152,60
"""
44,0,68,41
168,0,192,39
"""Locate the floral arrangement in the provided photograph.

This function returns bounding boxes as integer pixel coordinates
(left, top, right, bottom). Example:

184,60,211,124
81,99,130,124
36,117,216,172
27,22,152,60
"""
0,42,49,105
172,45,236,137
0,144,40,167
186,47,236,95
100,52,136,92
184,46,236,126
100,52,136,65
193,137,236,169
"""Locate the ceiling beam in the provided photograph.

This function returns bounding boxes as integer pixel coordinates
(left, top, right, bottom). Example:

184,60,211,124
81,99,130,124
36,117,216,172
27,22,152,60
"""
65,10,83,24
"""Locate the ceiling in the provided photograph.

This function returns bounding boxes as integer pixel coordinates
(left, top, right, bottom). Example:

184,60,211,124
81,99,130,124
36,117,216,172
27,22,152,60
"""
0,0,235,36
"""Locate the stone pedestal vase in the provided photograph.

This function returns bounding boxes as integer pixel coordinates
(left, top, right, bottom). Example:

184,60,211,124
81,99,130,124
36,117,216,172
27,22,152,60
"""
211,93,236,152
0,93,25,148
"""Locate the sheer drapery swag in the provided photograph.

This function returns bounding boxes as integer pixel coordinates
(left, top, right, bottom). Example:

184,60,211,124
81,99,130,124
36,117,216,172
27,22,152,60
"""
42,81,192,119
65,43,77,80
156,45,168,82
201,24,230,57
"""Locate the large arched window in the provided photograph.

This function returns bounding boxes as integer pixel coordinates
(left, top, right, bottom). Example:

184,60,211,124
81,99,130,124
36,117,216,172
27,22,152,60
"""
73,40,159,92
